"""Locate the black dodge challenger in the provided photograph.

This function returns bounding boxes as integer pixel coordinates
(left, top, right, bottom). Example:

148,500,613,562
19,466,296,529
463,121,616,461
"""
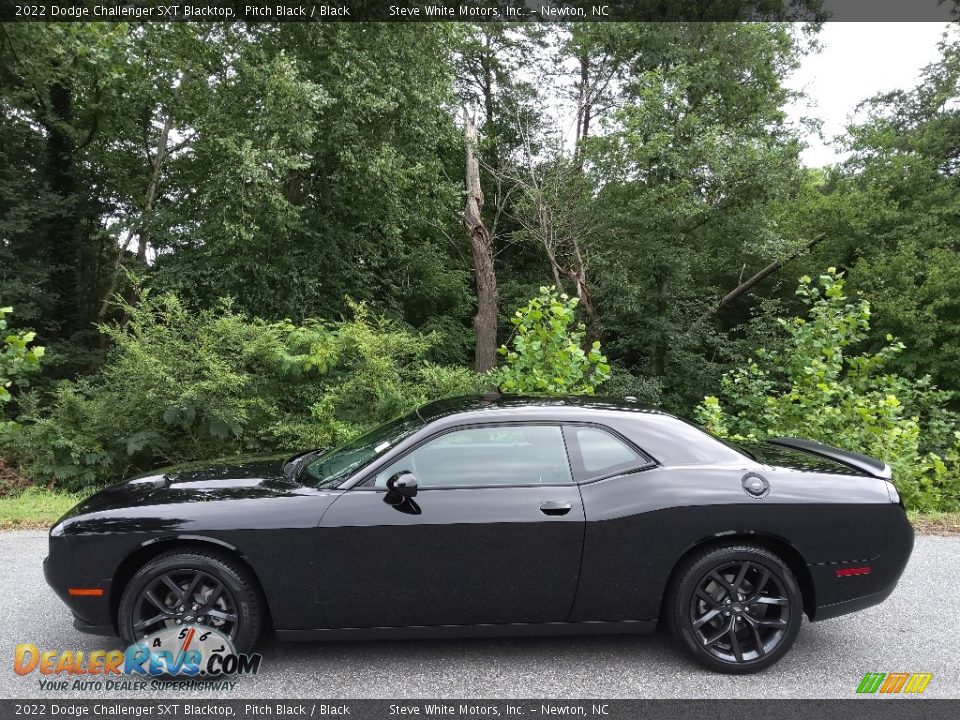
45,395,914,673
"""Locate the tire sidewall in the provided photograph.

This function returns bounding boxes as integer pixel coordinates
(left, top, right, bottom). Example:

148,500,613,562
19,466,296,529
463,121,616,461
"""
673,547,803,674
118,552,261,653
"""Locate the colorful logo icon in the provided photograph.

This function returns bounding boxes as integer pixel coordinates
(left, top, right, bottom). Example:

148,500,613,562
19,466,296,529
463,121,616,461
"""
856,672,933,694
14,624,261,679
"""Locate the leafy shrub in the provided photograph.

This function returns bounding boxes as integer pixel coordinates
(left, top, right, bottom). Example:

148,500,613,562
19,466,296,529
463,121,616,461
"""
696,269,960,511
3,295,483,489
496,287,611,395
0,306,44,423
0,308,45,494
271,301,487,448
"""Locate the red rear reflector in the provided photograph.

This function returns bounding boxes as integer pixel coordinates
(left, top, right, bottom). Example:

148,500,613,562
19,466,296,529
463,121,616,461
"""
835,566,871,577
68,588,104,596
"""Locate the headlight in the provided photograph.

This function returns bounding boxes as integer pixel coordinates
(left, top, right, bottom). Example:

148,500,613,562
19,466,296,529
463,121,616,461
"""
50,521,65,537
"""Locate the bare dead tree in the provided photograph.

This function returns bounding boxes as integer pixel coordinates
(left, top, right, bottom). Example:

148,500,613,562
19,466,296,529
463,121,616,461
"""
572,49,618,168
462,109,499,372
503,119,604,343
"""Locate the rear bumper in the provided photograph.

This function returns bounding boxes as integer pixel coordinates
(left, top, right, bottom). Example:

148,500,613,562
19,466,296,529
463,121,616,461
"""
809,505,914,621
813,587,895,622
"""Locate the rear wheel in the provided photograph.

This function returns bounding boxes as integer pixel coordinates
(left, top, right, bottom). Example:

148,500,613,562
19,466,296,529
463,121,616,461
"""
118,549,263,653
667,544,802,673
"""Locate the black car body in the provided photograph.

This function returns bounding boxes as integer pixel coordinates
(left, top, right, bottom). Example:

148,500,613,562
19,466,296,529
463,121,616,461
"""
45,395,914,672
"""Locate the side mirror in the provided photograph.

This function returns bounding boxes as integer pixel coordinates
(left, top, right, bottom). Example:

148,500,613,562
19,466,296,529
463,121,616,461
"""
386,471,418,498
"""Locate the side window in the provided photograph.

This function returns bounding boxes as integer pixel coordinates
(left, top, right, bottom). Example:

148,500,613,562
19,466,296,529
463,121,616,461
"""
370,425,573,488
568,426,647,480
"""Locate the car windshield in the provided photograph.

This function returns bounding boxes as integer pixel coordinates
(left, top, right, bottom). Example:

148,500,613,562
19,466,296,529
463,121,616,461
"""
301,413,423,487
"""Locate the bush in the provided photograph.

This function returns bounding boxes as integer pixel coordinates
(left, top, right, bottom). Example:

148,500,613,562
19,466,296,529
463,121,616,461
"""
0,306,44,425
3,294,484,489
695,269,960,511
0,307,44,493
496,286,610,395
271,301,488,448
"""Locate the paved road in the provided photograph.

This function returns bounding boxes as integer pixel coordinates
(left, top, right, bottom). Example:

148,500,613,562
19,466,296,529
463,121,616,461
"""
1,530,957,699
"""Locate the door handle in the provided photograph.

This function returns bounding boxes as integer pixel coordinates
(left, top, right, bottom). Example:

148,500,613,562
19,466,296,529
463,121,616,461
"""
540,501,572,516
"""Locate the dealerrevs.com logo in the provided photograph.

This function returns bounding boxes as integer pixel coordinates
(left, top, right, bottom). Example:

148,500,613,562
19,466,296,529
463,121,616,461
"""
14,625,261,691
856,672,934,695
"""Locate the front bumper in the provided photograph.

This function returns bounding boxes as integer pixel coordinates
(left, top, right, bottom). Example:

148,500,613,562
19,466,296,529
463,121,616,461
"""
72,614,117,636
43,538,116,633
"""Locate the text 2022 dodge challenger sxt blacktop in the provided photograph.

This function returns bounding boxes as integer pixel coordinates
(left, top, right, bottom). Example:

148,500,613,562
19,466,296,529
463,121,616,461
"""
44,395,914,673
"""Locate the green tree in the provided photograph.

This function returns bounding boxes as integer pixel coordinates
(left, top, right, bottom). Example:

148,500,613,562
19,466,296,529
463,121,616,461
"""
496,287,610,395
0,24,477,367
578,23,817,410
152,24,469,332
820,29,960,398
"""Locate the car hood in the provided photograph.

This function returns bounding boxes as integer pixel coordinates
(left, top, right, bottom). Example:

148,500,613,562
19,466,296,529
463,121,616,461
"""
63,452,301,518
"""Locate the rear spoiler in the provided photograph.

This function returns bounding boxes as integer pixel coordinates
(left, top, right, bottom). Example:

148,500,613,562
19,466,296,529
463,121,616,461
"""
766,437,892,480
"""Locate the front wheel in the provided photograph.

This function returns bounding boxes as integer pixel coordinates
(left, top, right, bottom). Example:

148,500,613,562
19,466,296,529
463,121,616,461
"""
667,544,803,673
118,548,264,653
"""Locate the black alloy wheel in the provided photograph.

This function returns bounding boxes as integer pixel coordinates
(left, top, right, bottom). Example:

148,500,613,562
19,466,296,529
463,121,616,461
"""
131,568,240,639
668,544,802,673
119,549,263,653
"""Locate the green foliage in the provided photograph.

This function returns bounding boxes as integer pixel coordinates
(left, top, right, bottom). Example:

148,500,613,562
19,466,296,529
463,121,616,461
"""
696,270,960,511
148,24,469,331
822,32,960,398
273,301,487,449
5,22,960,517
496,287,610,395
579,23,815,410
0,307,44,425
3,295,482,489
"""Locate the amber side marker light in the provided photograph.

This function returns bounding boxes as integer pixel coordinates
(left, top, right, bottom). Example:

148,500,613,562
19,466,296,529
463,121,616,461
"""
835,566,871,577
67,588,104,596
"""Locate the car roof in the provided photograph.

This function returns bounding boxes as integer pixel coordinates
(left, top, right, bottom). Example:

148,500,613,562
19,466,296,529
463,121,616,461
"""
412,395,751,468
415,394,669,425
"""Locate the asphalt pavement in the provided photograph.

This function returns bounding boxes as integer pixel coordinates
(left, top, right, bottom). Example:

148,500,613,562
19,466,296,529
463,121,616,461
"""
1,530,957,699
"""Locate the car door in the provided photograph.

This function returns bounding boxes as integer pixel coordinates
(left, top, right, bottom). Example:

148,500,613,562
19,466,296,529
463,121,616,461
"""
316,423,585,628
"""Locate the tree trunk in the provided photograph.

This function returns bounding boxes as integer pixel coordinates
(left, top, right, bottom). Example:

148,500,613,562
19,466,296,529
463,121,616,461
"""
136,113,174,262
554,241,600,346
574,53,592,168
571,237,598,343
44,78,81,339
462,110,498,372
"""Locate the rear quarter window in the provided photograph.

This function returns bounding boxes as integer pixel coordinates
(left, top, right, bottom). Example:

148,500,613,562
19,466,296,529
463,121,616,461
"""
617,415,748,466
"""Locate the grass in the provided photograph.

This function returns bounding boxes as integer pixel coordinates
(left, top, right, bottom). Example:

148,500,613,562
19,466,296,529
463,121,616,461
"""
1,487,959,534
908,510,960,536
0,487,88,529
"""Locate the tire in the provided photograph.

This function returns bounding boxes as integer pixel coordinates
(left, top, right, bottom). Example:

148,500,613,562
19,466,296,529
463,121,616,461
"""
118,548,263,653
666,544,802,674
